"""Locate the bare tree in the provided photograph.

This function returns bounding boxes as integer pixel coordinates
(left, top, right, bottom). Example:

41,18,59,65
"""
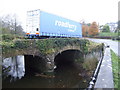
0,14,24,35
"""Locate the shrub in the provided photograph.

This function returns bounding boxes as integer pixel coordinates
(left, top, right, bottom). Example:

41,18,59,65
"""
2,34,15,41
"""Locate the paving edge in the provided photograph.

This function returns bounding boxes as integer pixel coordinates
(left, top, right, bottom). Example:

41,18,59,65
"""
94,47,114,88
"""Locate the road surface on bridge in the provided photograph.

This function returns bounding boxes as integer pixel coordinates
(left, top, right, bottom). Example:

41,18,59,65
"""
86,38,119,56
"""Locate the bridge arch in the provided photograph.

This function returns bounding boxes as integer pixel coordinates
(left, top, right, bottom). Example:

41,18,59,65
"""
2,39,104,72
54,49,84,68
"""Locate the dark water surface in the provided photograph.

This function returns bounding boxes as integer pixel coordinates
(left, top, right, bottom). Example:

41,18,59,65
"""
2,52,100,88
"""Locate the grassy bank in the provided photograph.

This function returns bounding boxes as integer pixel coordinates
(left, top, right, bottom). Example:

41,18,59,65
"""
111,50,120,88
99,32,118,37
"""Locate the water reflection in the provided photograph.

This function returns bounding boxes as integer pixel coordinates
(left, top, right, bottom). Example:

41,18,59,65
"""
2,56,25,81
53,64,88,88
3,63,89,88
2,50,102,88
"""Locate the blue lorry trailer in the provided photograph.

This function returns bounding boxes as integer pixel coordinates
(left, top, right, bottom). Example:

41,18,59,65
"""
26,9,82,38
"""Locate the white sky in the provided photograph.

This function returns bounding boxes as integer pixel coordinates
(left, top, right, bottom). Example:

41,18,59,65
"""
0,0,119,31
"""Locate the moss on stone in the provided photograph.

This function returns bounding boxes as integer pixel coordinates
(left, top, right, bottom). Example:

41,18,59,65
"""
1,38,104,58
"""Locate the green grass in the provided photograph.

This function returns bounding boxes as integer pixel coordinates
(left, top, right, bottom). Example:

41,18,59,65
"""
99,32,118,37
111,50,120,88
113,40,120,42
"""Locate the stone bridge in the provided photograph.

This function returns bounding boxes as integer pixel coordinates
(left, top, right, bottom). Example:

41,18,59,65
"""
2,38,104,72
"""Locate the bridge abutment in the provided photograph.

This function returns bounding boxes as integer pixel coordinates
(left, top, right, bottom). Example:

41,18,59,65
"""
24,55,48,75
46,54,56,72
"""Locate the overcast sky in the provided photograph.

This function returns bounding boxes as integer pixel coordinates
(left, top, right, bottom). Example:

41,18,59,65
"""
0,0,119,31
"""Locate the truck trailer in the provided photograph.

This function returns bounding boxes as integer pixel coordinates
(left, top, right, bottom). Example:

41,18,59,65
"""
26,9,82,38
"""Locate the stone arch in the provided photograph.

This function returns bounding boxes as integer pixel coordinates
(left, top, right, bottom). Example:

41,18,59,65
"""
45,45,83,70
54,49,84,68
54,45,81,57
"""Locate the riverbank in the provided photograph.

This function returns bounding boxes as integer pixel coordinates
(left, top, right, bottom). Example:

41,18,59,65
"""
111,50,120,88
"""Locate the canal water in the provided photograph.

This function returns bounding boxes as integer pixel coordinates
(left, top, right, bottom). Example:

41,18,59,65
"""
2,51,101,88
